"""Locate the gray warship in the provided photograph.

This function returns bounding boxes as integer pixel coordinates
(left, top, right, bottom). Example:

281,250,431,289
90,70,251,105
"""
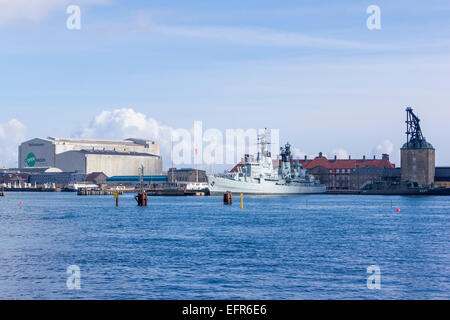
207,131,326,195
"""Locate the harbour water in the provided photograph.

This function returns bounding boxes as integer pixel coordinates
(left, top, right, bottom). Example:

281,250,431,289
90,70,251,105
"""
0,193,449,300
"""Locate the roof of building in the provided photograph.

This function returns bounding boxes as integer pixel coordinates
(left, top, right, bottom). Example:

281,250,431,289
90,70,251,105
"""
125,138,157,145
106,175,168,182
401,140,434,149
45,168,63,173
36,137,157,146
85,172,108,181
299,156,395,170
71,150,160,157
0,167,50,174
169,168,206,172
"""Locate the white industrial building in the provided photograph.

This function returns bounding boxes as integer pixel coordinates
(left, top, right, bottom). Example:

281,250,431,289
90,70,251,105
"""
18,138,162,177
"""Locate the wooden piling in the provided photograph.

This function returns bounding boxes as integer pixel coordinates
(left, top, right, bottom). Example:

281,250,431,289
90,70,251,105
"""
114,192,119,207
135,193,140,206
143,193,148,206
223,192,232,205
135,192,148,207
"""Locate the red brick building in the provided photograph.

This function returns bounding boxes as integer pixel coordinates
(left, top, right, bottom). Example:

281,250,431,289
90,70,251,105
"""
298,153,395,190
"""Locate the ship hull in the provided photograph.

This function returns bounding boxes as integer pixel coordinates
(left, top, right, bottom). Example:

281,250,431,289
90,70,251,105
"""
207,175,326,195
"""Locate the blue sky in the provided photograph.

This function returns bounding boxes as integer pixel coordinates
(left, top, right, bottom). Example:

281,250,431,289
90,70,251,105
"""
1,0,449,168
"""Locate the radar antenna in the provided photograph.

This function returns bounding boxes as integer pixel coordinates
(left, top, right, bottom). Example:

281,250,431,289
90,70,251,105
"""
280,142,292,163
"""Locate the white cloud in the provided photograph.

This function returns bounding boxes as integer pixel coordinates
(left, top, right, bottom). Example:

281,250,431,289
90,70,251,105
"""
78,108,173,145
292,147,321,160
0,119,27,167
373,139,394,156
292,147,306,159
75,108,175,167
0,0,109,28
332,148,349,159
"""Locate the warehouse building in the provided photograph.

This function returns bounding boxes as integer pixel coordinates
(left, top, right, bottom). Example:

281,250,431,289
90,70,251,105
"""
106,175,168,187
28,171,86,186
55,149,161,177
167,168,207,183
433,167,450,188
18,138,162,177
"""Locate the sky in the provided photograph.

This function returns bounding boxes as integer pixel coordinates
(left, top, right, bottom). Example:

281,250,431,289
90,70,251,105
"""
0,0,449,169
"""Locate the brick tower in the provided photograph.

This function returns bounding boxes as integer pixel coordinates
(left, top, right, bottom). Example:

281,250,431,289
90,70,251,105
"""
400,108,435,187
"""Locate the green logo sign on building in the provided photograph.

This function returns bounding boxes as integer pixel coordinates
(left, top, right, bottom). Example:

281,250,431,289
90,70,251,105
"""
26,152,36,167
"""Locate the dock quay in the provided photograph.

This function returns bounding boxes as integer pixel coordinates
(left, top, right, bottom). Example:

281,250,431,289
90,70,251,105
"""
326,190,361,195
77,189,125,196
0,187,62,193
148,188,208,196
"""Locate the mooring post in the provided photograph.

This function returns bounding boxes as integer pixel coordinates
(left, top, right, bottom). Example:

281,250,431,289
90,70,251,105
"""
135,165,148,207
223,192,232,205
114,192,119,207
143,192,148,207
241,193,244,209
135,192,148,207
134,193,140,206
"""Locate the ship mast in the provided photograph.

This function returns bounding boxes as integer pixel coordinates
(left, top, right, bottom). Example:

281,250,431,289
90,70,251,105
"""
171,135,174,183
139,165,144,193
257,128,271,160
